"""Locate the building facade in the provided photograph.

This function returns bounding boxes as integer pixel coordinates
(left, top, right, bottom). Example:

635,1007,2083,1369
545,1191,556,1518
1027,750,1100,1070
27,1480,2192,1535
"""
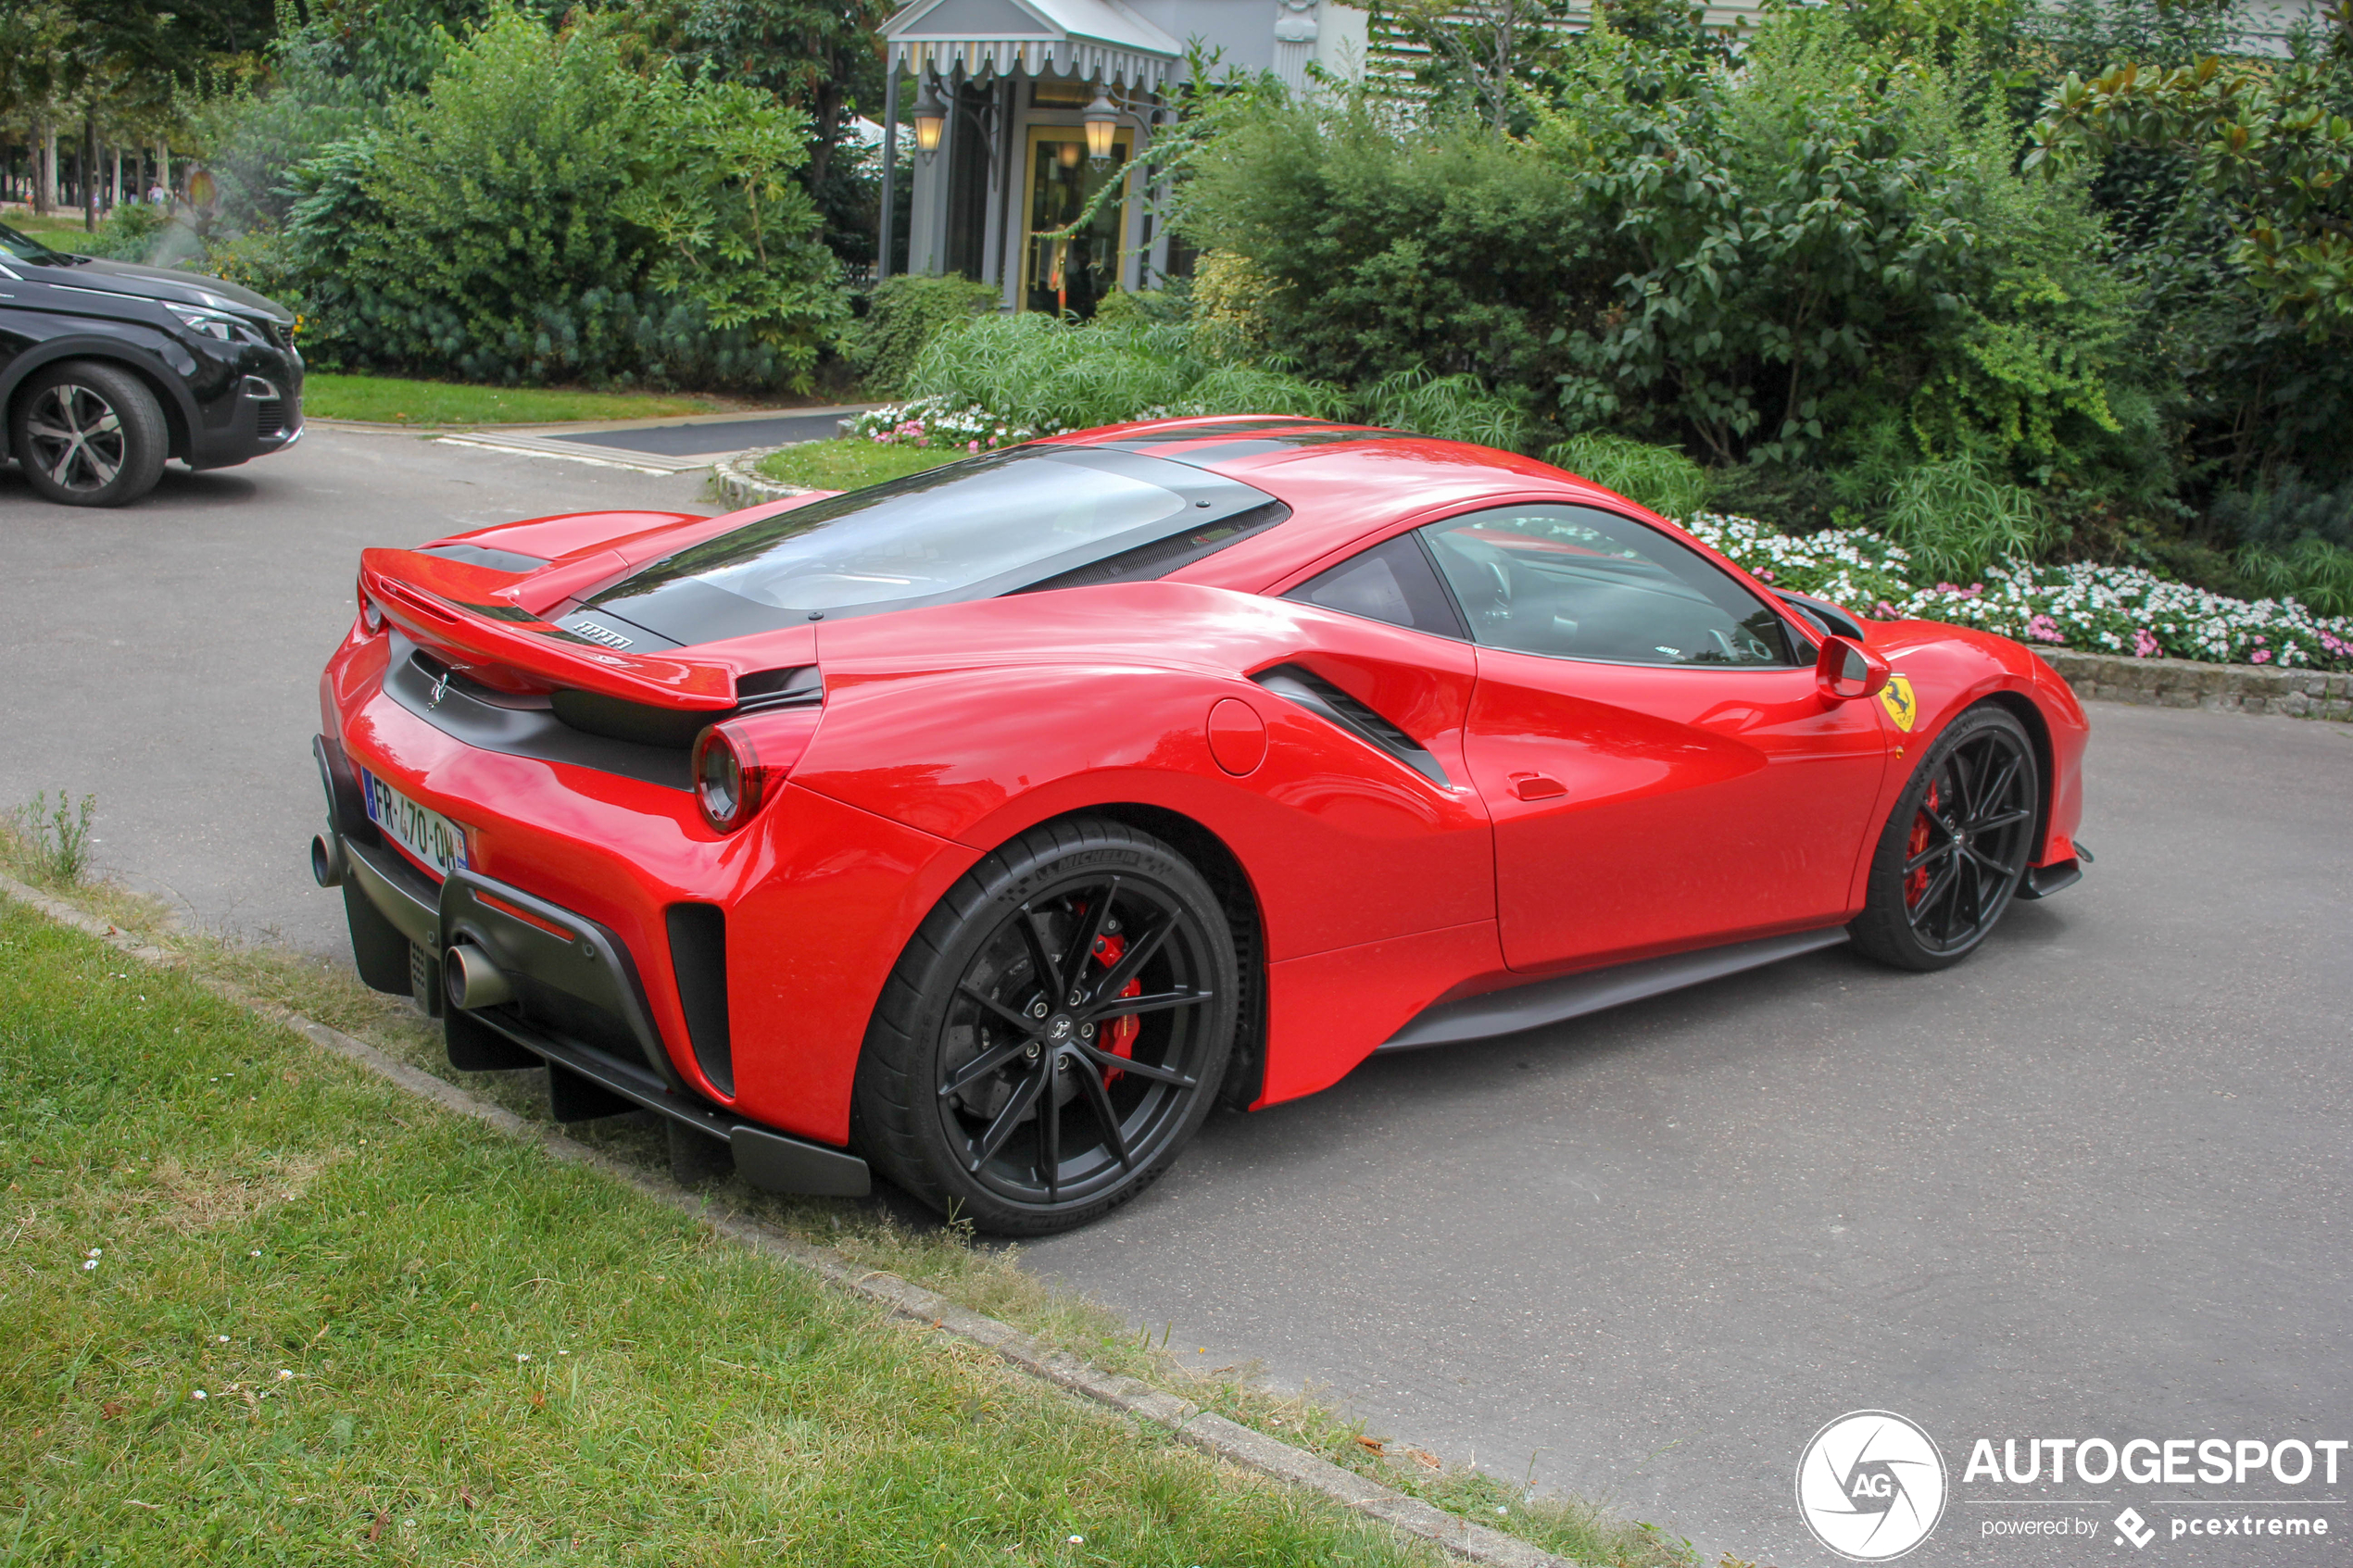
882,0,1370,311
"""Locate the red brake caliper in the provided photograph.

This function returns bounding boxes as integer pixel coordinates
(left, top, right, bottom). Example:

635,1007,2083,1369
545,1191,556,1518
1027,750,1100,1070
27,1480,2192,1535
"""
1091,932,1140,1085
1905,781,1941,908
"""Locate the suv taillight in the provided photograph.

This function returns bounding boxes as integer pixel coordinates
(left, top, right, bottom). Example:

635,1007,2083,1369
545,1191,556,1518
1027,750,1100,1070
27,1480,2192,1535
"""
357,574,385,635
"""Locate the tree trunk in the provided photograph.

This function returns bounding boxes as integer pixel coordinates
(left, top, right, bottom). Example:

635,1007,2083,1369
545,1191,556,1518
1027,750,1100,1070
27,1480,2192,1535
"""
33,119,54,217
156,140,170,201
84,108,98,231
112,146,122,210
807,69,846,192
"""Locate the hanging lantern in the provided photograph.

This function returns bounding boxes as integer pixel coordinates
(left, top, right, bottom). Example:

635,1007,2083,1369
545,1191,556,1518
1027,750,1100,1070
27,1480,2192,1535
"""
1083,90,1118,165
912,80,948,159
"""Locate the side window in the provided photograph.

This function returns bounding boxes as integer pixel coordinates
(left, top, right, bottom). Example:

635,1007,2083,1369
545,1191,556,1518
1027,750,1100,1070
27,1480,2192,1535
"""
1283,533,1467,639
1420,505,1798,668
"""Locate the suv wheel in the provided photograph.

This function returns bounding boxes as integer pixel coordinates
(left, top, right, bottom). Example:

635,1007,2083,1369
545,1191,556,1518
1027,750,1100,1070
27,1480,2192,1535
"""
11,360,170,507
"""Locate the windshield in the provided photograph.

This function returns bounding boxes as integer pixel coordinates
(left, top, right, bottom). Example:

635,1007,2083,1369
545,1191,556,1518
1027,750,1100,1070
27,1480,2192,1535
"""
572,445,1287,646
0,221,70,265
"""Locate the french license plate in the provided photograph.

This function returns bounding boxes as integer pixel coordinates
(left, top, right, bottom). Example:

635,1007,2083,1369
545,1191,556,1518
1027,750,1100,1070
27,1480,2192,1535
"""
362,770,471,880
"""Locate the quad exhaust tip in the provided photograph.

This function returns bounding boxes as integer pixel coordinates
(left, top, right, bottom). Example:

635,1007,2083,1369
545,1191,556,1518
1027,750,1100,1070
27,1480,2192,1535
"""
309,834,345,888
444,942,515,1010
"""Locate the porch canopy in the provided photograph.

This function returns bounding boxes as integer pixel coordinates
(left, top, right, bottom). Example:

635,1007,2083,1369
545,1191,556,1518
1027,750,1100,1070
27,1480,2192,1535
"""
882,0,1182,90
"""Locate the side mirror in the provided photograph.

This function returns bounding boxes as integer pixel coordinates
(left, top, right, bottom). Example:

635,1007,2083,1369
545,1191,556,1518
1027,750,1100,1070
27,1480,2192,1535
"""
1816,634,1891,701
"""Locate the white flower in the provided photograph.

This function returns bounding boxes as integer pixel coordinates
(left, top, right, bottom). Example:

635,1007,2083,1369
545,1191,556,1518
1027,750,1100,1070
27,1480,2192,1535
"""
1067,1536,1084,1545
278,1370,293,1379
192,1389,207,1400
218,1335,229,1343
82,1259,97,1271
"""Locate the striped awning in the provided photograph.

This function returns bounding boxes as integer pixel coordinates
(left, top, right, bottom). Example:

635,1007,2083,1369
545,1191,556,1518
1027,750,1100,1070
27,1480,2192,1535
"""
883,0,1182,88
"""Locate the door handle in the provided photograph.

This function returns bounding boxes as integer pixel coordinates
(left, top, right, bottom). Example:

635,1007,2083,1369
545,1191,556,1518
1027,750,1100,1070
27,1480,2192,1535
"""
1512,773,1567,801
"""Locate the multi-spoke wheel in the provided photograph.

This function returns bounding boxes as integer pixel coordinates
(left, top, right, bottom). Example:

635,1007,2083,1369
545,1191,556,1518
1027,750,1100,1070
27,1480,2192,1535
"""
9,359,169,507
1851,704,2041,971
853,818,1238,1234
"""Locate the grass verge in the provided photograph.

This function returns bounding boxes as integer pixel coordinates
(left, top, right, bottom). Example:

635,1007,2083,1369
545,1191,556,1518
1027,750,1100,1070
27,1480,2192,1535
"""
756,438,963,492
0,815,1708,1568
304,374,727,428
0,896,1441,1566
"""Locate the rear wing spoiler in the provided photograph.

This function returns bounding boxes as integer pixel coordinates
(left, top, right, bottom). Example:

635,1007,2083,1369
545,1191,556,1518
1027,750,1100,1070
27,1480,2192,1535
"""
359,548,740,711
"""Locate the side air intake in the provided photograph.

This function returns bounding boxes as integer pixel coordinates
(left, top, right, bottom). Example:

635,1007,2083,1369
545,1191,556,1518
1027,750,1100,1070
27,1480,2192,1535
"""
666,903,734,1097
1251,664,1451,786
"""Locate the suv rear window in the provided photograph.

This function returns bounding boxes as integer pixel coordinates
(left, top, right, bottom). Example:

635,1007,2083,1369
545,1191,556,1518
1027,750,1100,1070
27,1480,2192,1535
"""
572,446,1286,646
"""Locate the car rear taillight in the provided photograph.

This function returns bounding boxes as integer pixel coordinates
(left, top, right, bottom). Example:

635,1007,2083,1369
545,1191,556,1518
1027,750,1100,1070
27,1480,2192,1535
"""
691,708,822,834
357,573,385,635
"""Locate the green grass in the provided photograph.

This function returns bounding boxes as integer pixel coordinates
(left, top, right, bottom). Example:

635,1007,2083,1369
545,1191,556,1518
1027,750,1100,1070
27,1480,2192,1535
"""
0,895,1441,1567
0,805,1709,1568
755,438,964,492
6,211,101,249
303,373,725,428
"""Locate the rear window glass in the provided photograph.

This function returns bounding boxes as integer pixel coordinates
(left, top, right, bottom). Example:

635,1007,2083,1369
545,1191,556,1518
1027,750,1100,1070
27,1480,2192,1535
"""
577,446,1284,645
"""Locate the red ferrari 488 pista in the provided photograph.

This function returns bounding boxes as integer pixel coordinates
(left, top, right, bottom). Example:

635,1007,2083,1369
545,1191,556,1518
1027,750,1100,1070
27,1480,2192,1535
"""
313,417,2088,1233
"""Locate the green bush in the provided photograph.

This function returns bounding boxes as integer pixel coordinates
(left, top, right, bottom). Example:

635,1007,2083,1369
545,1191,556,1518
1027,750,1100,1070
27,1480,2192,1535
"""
1543,433,1709,518
1178,101,1602,400
256,10,844,389
1881,458,2057,582
1362,368,1534,450
1176,13,2160,532
903,313,1348,431
842,275,1001,395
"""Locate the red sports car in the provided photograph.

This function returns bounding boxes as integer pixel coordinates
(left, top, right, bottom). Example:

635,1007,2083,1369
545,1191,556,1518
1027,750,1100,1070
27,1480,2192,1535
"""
313,418,2089,1233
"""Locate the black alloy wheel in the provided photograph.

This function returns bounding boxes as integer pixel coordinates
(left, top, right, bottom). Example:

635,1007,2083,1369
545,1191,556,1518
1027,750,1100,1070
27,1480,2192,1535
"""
854,818,1237,1235
1851,704,2041,971
11,359,170,507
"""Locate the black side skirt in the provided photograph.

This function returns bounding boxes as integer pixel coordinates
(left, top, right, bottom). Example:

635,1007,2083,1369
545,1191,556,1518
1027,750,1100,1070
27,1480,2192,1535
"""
1378,927,1852,1052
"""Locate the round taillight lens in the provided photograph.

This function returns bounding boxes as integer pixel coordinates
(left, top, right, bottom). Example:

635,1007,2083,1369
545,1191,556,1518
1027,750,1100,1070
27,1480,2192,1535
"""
692,721,768,834
357,575,384,635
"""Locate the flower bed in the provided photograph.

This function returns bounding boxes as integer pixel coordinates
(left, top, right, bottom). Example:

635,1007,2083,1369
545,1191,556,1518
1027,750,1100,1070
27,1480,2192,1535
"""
849,396,1056,453
1685,513,2353,673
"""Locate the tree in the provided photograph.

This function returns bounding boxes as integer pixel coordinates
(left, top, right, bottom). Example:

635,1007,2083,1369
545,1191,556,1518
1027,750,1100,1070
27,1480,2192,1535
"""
2031,49,2353,338
676,0,893,190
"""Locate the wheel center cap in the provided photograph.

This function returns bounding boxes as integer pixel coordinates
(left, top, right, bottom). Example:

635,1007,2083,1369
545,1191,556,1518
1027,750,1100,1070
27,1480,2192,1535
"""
1046,1014,1075,1043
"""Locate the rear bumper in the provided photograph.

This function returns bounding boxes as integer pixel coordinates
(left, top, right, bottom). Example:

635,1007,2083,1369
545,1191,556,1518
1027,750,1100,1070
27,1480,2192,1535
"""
314,743,868,1198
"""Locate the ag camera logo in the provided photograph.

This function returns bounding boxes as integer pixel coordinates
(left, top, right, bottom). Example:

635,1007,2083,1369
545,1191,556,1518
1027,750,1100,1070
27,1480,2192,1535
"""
1797,1410,1949,1561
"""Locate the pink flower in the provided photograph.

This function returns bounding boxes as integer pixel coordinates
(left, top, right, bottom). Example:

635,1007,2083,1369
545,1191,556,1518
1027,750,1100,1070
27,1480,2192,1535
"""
1936,582,1959,594
2133,628,2159,659
968,440,981,453
1874,600,1897,619
2250,648,2271,664
1963,583,1982,598
2253,634,2267,645
2024,614,2065,645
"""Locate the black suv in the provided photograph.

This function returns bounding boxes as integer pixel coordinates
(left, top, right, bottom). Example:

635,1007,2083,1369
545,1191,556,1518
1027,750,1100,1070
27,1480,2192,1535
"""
1,220,304,507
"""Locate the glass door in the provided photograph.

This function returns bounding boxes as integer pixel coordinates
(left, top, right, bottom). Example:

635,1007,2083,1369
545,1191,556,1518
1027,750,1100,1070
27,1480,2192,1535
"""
1022,125,1132,318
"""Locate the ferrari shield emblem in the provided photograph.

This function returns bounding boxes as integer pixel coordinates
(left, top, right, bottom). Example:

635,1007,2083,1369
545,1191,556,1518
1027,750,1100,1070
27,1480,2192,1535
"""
1879,674,1919,732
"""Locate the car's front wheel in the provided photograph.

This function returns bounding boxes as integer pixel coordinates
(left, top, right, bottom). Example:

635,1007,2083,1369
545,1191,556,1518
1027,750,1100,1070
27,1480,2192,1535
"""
853,817,1238,1235
1849,703,2041,972
10,360,170,507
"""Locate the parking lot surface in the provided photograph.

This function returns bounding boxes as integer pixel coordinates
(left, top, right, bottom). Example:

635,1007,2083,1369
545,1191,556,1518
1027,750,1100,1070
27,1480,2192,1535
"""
5,433,2346,1564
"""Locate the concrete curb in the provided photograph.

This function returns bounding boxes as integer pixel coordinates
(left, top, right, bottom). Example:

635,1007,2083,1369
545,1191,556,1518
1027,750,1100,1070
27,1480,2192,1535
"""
0,872,1568,1568
708,448,817,509
2034,648,2353,721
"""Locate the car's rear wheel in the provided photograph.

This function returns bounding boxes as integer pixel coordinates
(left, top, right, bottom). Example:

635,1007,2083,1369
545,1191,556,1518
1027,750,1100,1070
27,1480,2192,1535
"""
853,818,1237,1236
10,360,170,507
1850,703,2040,972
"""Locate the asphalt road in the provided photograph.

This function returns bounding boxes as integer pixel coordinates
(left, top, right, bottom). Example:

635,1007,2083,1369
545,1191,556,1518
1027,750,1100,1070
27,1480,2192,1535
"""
5,429,2347,1565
